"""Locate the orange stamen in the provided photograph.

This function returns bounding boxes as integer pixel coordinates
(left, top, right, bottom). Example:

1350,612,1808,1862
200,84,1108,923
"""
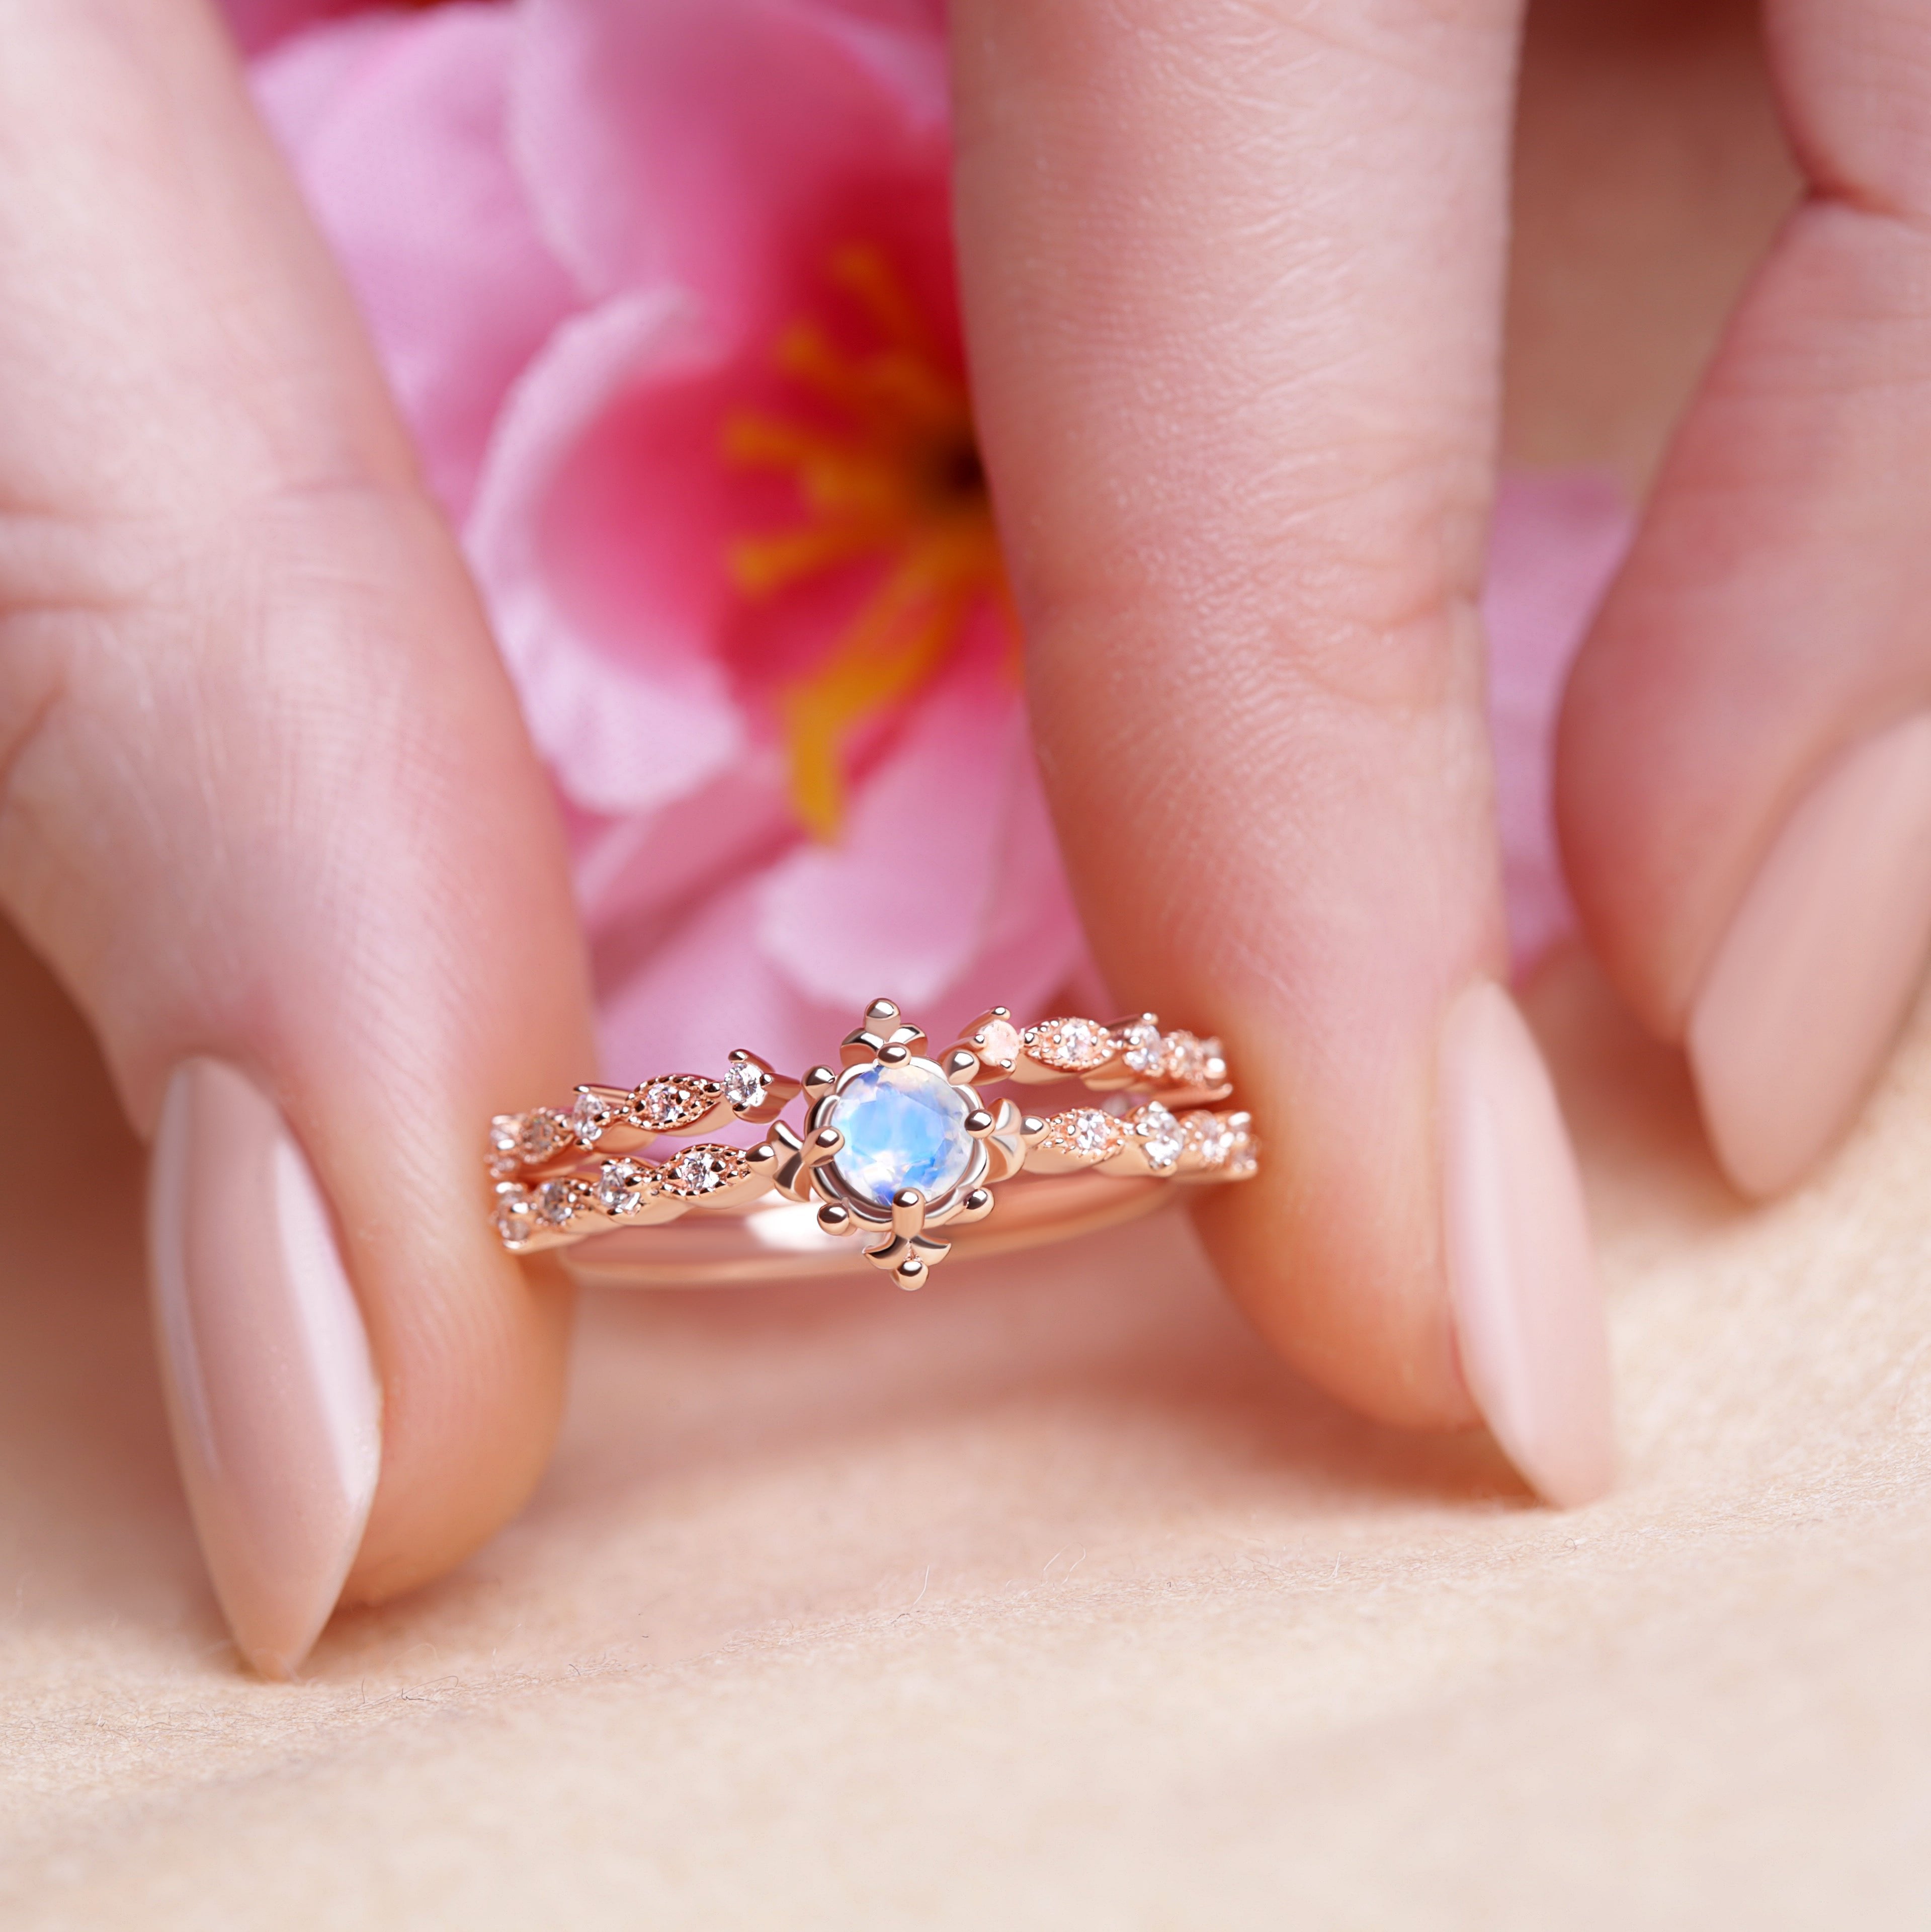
724,245,1008,838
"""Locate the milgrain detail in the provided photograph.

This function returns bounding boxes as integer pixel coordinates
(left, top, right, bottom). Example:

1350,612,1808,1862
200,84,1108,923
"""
486,1000,1258,1284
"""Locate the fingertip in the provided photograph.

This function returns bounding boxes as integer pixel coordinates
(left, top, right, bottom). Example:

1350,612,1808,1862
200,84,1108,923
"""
341,1248,576,1607
148,1057,382,1679
1188,1027,1480,1439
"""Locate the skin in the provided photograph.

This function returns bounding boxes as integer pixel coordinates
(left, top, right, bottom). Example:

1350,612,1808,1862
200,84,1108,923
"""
0,0,1901,1600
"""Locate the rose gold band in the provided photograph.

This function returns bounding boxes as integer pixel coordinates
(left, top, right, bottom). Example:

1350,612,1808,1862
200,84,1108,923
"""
487,1000,1258,1288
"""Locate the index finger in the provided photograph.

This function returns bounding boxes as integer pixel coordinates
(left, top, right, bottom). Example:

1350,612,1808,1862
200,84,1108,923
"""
952,0,1613,1500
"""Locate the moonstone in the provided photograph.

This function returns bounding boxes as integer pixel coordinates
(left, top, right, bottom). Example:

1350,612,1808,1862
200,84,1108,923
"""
828,1061,974,1209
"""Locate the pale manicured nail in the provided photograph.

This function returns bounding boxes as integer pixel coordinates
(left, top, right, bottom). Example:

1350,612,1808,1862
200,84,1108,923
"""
1688,712,1931,1199
147,1059,381,1678
1439,981,1614,1507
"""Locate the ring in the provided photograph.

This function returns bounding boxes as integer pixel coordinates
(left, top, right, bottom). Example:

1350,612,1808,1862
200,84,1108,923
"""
486,999,1258,1287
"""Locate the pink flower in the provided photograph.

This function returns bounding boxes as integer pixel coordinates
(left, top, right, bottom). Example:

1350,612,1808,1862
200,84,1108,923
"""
256,0,1089,1076
220,0,403,57
253,0,1630,1077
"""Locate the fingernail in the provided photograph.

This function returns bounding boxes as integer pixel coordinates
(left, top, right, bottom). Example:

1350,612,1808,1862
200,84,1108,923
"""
147,1059,381,1678
1439,981,1614,1507
1688,712,1931,1199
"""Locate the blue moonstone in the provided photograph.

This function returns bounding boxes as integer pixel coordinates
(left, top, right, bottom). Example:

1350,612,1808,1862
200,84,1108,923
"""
827,1062,974,1209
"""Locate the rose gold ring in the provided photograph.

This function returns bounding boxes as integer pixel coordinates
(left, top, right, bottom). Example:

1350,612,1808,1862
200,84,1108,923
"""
486,999,1259,1287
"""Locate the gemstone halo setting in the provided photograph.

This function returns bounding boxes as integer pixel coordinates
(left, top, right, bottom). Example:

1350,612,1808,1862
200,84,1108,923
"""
773,999,1008,1287
487,996,1256,1285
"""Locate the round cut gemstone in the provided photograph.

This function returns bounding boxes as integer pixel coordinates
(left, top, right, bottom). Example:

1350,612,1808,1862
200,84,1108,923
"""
1183,1111,1234,1167
571,1089,616,1145
1134,1102,1184,1172
1166,1033,1224,1089
639,1080,699,1128
724,1059,769,1113
971,1013,1022,1074
665,1146,735,1194
1038,1107,1128,1164
518,1109,569,1164
492,1188,535,1248
595,1158,651,1216
1025,1016,1114,1072
827,1061,974,1209
535,1178,580,1227
1119,1018,1166,1078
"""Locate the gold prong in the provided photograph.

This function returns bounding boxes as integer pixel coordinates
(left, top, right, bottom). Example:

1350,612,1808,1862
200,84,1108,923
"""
984,1099,1030,1182
957,1186,994,1224
1020,1114,1049,1142
943,1047,980,1086
803,1065,837,1099
865,997,900,1024
765,1119,811,1201
894,1255,926,1290
964,1108,995,1139
840,1029,886,1067
816,1202,853,1236
725,1049,798,1121
878,1042,910,1066
891,1187,927,1238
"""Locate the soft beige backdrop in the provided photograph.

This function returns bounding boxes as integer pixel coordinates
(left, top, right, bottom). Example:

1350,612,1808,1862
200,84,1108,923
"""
3,909,1928,1927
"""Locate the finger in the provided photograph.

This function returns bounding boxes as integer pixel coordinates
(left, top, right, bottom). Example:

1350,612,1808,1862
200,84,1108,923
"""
1558,0,1931,1197
952,0,1613,1500
0,1,594,1672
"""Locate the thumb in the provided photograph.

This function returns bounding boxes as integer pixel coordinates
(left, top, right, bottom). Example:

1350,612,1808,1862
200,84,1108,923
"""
0,2,593,1674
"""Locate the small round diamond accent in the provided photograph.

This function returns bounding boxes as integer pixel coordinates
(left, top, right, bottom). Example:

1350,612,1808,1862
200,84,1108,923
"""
1119,1017,1165,1077
1038,1107,1128,1164
571,1089,617,1146
535,1178,583,1227
724,1059,769,1113
1025,1016,1114,1073
518,1109,571,1165
1182,1111,1235,1168
1165,1033,1225,1090
663,1146,742,1196
1134,1101,1184,1172
492,1187,535,1248
971,1013,1022,1073
639,1081,697,1128
595,1158,653,1216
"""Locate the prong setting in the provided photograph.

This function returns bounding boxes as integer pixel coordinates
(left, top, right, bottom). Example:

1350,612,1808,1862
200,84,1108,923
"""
489,998,1252,1267
771,1000,1001,1279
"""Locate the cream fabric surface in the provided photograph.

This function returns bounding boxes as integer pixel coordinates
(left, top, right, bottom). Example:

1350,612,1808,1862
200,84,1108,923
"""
3,916,1930,1927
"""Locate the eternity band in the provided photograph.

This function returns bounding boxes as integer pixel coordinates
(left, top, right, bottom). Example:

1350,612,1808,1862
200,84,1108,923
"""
487,999,1259,1288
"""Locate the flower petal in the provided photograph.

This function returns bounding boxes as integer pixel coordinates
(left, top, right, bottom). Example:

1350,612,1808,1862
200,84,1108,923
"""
598,875,853,1083
513,0,949,324
467,289,748,817
223,0,379,59
758,633,1082,1015
257,5,578,521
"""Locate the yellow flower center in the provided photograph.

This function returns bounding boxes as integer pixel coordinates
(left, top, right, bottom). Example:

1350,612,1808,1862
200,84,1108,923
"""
724,244,1010,842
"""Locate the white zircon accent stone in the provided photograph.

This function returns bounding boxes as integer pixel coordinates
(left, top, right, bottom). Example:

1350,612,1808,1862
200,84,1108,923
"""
725,1060,768,1112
